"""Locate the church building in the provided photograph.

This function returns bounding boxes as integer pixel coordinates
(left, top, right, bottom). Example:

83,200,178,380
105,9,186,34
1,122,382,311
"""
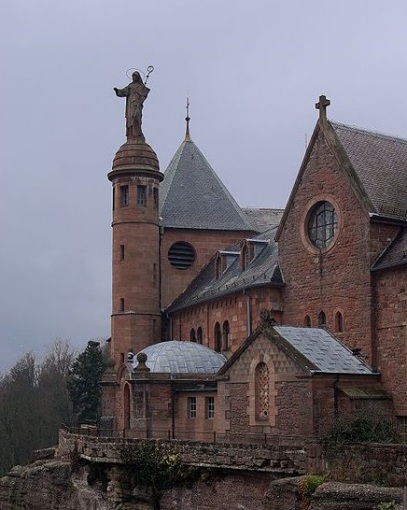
101,83,407,442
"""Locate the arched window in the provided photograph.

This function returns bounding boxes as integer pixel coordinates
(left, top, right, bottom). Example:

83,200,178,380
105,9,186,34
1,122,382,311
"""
255,362,269,419
223,321,230,351
197,327,203,344
318,311,326,327
304,315,311,327
190,328,196,342
214,322,222,352
123,384,131,430
335,311,343,332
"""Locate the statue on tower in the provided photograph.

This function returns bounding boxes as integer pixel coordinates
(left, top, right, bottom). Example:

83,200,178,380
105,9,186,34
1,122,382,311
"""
114,71,150,140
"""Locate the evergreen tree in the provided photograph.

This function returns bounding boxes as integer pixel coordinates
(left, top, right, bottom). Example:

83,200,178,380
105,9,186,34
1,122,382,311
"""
67,340,107,425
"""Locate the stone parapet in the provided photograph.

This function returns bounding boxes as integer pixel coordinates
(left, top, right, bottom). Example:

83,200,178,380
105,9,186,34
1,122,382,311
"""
58,429,306,475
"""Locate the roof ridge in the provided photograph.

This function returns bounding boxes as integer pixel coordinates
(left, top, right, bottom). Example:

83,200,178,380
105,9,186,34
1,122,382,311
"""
331,120,407,145
160,136,255,231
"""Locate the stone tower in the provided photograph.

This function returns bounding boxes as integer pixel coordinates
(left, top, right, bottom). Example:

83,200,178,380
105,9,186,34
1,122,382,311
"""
108,71,163,368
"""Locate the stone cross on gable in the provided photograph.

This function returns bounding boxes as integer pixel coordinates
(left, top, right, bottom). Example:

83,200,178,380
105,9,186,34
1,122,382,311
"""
315,95,330,121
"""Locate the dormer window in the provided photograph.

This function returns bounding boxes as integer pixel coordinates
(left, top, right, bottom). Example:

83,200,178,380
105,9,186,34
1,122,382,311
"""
241,239,268,270
215,250,239,278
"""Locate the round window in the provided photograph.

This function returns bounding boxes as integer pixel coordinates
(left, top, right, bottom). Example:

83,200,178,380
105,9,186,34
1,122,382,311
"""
308,201,337,249
168,242,195,269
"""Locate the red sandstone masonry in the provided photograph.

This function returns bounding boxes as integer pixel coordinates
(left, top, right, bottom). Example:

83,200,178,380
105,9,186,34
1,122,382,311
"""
161,228,255,308
279,130,376,361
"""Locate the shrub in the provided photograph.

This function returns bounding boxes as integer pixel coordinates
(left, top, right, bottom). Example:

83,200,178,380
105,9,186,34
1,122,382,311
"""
321,415,400,447
298,474,326,509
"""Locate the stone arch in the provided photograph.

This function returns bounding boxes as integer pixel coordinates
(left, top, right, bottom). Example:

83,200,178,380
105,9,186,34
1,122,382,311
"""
123,383,131,431
214,322,222,352
197,327,203,344
255,362,269,419
335,310,344,332
318,310,326,327
248,352,277,427
223,320,230,351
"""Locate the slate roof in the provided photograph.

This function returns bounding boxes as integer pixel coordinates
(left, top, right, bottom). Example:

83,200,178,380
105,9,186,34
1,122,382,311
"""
242,208,284,232
159,138,255,231
372,227,407,271
332,122,407,221
166,227,283,312
134,341,226,374
273,326,374,375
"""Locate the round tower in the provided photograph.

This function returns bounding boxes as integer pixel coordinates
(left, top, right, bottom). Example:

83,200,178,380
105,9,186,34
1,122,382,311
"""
108,72,164,368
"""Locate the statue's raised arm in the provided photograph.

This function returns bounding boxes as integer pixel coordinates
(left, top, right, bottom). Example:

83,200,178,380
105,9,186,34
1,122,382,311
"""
114,71,150,140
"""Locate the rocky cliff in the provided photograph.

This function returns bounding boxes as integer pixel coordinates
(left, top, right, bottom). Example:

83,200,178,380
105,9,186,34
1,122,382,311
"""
0,456,403,510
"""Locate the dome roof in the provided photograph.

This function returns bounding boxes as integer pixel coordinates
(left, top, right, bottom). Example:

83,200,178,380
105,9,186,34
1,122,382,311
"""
134,341,226,374
108,139,163,181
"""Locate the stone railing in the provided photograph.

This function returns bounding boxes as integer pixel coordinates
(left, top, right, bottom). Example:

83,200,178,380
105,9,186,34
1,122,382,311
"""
58,429,407,485
58,429,307,475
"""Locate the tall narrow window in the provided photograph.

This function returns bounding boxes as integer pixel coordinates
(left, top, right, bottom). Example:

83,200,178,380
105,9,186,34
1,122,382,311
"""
188,397,197,418
137,185,146,206
121,185,129,206
120,298,125,312
190,328,196,342
112,188,116,211
153,187,159,209
123,384,131,430
304,315,311,327
214,322,221,352
318,311,326,327
255,362,269,419
335,311,343,332
120,245,125,261
206,397,215,419
197,327,203,344
223,321,230,351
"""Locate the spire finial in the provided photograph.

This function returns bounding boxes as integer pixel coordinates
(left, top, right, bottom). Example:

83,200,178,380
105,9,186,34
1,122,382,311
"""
315,95,330,122
185,97,191,141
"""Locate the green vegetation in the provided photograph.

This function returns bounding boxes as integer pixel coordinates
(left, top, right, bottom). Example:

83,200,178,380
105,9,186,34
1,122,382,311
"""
67,340,107,425
377,501,400,510
321,415,400,446
0,339,108,476
0,341,75,475
298,474,326,509
120,441,200,510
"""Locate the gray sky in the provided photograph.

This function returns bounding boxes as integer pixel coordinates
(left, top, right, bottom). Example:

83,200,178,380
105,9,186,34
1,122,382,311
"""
2,0,407,372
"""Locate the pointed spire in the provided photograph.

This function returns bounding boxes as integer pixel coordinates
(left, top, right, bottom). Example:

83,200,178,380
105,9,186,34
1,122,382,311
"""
185,97,192,141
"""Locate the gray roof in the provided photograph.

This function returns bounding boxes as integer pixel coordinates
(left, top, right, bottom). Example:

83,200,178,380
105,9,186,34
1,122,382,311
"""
242,208,284,232
135,340,226,373
167,227,283,312
274,326,374,375
332,122,407,221
372,227,407,271
159,139,254,231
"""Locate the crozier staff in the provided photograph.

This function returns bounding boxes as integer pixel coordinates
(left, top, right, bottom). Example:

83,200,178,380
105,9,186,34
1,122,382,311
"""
114,71,150,140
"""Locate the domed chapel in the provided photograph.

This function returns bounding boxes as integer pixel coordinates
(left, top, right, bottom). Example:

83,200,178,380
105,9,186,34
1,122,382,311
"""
101,79,407,442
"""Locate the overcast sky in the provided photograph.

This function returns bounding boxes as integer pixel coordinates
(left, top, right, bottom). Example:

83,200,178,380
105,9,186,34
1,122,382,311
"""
2,0,407,372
